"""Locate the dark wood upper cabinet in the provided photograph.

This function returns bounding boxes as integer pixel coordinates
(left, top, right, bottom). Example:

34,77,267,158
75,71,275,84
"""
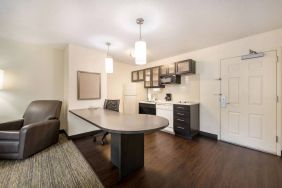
132,59,196,88
175,59,196,75
168,63,176,75
144,67,164,88
160,65,168,76
131,71,139,82
151,66,161,87
144,68,151,88
132,70,144,82
138,70,144,81
160,63,176,76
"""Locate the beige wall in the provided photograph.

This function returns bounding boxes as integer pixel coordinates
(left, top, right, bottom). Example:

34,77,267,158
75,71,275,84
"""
107,62,135,112
64,44,108,136
0,38,64,123
134,28,282,141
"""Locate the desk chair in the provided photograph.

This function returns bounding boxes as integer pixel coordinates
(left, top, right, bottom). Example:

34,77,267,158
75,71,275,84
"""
93,99,120,145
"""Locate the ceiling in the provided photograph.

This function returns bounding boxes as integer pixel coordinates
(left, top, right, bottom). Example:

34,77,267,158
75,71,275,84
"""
1,0,282,64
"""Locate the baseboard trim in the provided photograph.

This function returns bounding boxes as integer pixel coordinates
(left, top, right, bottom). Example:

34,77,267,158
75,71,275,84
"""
199,131,218,140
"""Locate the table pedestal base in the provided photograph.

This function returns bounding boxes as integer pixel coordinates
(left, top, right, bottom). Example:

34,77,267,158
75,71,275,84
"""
111,133,144,180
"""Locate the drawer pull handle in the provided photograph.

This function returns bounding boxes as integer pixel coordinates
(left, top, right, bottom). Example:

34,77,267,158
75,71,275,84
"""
177,113,184,116
177,126,184,129
177,107,184,109
177,119,185,122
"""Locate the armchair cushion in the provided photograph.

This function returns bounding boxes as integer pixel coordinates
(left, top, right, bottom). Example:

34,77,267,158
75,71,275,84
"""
0,141,19,153
0,131,20,140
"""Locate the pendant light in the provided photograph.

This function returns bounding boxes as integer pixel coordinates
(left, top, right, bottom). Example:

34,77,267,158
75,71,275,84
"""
105,42,113,73
135,18,147,65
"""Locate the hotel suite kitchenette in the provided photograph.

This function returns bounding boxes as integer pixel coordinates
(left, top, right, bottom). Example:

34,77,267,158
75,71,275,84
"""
3,1,282,187
131,59,200,139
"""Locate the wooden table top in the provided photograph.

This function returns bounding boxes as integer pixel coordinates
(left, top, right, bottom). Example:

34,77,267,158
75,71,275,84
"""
69,108,169,134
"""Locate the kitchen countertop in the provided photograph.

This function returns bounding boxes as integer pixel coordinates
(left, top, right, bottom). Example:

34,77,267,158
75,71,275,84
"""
139,100,199,106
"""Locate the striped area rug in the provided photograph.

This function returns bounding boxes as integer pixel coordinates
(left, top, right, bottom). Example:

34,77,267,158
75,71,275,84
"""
0,134,104,188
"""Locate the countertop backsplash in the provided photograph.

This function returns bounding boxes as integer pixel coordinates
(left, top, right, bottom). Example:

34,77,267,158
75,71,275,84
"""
147,74,200,103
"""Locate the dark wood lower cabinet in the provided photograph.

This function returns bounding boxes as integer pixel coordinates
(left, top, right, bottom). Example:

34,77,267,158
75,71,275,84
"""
173,104,199,139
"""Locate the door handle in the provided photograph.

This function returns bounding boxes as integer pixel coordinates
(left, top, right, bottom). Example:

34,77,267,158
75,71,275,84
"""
177,113,184,116
176,126,184,129
220,95,229,108
177,119,185,122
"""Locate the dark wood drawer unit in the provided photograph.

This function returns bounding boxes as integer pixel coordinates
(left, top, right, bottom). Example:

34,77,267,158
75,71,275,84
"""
173,104,199,139
174,116,190,124
174,104,190,111
174,110,190,119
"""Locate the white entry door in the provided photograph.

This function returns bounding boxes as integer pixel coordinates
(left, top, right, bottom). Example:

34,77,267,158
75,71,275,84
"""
220,51,277,154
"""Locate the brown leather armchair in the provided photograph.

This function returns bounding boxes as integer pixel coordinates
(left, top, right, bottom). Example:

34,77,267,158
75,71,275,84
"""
0,100,62,159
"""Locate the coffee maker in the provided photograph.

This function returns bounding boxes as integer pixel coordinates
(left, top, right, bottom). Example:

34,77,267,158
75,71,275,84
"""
165,93,172,101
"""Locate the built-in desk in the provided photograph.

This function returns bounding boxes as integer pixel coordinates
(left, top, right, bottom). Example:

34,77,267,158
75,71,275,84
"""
69,108,169,180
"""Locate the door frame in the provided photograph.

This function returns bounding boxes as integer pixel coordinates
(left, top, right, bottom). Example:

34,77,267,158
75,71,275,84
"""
218,48,282,156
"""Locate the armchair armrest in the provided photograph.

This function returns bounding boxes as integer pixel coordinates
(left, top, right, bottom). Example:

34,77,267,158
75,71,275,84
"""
18,119,60,159
0,119,24,131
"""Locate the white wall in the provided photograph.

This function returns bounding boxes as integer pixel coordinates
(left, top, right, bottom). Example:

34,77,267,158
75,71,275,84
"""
107,62,136,113
64,44,107,136
134,28,282,139
0,38,64,123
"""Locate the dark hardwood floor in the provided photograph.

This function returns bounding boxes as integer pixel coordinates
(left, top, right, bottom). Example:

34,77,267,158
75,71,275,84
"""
73,132,282,188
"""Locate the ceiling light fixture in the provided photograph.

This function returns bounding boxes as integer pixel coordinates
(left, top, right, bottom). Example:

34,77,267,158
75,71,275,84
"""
105,42,113,73
134,18,147,65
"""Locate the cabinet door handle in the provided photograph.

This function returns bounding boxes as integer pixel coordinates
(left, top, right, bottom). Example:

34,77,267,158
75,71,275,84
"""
177,126,184,129
177,119,185,122
177,113,184,116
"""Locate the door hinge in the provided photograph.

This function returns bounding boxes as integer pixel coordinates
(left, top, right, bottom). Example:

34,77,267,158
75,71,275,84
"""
277,96,279,103
276,136,279,143
277,55,279,63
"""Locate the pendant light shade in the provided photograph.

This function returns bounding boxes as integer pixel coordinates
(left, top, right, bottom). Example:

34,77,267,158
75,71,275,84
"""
135,18,147,65
105,57,113,73
105,42,113,73
0,69,4,90
134,41,147,65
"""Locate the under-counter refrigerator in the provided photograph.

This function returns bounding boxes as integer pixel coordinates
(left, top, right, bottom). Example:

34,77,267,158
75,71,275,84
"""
123,83,145,114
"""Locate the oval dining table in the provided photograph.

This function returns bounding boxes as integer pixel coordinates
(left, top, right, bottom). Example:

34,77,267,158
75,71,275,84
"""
69,108,169,180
